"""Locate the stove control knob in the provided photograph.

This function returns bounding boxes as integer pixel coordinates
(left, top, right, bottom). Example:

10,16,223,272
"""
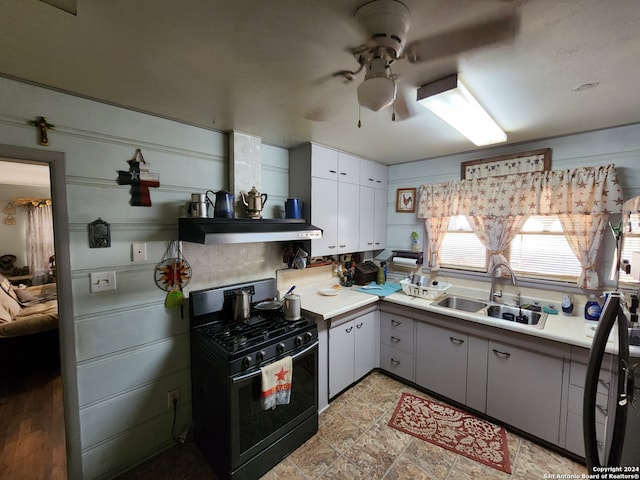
256,351,266,363
305,331,314,342
242,356,252,369
277,342,285,354
295,335,303,346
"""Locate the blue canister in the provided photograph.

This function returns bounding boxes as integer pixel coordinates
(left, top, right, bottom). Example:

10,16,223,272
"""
584,294,601,321
285,198,303,219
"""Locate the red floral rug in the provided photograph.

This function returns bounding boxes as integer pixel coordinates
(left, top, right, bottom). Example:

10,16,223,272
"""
389,392,511,474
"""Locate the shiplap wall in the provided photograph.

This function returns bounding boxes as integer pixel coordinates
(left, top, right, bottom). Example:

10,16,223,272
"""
0,76,288,479
387,123,640,288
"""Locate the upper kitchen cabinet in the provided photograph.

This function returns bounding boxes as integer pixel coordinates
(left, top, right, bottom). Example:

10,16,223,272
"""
290,143,361,256
359,159,388,189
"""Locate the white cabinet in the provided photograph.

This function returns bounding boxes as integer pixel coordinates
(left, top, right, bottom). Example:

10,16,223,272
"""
379,310,414,382
415,322,468,405
290,143,362,256
329,309,378,398
359,158,388,189
486,340,564,445
565,347,612,458
359,186,387,251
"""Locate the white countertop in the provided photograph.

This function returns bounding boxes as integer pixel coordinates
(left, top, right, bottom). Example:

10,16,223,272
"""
296,283,379,320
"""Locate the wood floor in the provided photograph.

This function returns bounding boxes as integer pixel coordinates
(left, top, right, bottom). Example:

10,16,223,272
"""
0,358,67,480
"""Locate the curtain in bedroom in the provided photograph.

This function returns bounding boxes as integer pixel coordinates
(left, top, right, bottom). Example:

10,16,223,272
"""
26,203,55,285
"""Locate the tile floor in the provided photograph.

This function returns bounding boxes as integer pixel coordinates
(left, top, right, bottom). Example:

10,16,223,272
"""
118,371,588,480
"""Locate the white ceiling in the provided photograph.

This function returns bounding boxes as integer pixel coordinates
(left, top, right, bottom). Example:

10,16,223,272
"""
1,0,639,165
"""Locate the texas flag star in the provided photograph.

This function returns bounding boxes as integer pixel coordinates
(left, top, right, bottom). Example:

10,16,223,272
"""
274,367,289,382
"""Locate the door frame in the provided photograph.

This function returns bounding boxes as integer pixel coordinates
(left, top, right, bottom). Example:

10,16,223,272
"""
0,144,81,479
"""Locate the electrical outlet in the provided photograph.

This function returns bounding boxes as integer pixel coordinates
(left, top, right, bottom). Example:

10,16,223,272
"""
167,388,179,409
132,242,147,262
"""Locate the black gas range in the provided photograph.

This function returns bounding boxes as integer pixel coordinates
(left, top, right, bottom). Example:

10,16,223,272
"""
189,278,319,480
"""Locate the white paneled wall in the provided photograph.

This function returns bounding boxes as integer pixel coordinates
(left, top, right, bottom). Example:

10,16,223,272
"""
387,124,640,288
0,76,289,479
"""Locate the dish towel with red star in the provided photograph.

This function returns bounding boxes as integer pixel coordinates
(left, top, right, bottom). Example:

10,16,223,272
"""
260,356,293,410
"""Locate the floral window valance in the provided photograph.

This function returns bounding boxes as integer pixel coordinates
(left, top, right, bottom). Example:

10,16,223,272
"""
417,164,623,219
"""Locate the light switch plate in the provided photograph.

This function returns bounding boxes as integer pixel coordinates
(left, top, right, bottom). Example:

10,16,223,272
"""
132,243,147,262
90,271,116,292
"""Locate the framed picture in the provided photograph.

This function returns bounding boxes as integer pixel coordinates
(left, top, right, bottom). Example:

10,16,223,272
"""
461,148,551,180
396,188,416,213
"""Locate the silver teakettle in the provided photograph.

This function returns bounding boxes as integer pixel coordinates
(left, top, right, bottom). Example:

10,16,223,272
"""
240,186,268,219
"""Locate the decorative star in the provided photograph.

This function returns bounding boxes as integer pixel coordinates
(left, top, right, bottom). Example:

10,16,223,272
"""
274,367,289,382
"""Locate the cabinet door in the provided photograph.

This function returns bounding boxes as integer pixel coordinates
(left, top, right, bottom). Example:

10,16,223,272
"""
337,182,360,253
415,322,468,404
310,144,338,180
337,152,360,184
359,186,375,251
373,187,387,249
311,176,338,256
359,159,376,186
486,341,563,445
329,320,355,398
354,311,378,381
374,162,388,188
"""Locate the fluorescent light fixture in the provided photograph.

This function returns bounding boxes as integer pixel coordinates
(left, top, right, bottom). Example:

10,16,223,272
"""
417,74,507,146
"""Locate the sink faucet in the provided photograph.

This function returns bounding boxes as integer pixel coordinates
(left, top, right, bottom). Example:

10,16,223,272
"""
489,262,518,303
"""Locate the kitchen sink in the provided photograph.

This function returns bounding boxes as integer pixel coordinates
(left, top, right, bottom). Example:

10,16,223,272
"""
433,296,488,313
486,304,545,326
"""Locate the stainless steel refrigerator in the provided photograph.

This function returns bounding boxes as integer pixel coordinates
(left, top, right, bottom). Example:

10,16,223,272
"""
583,292,640,471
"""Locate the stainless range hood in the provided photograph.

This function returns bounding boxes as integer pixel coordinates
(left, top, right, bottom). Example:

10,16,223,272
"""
178,218,322,245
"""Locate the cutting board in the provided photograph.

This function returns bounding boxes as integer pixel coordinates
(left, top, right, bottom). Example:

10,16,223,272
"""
356,282,402,297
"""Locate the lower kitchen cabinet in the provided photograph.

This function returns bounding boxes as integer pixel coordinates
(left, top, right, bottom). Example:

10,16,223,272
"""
329,309,378,398
379,310,415,382
416,322,468,405
565,346,612,458
486,340,564,445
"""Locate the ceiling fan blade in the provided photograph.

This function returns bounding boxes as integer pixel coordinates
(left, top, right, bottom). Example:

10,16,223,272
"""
405,10,519,64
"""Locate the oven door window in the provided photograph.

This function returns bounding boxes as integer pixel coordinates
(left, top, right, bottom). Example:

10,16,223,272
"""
231,348,318,462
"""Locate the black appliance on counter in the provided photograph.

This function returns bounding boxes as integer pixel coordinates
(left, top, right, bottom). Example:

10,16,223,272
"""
189,278,318,480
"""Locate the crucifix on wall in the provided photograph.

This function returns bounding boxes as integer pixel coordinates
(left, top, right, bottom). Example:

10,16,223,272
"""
29,116,55,146
116,148,160,207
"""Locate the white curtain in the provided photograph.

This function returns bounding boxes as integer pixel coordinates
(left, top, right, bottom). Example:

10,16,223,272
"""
26,204,55,285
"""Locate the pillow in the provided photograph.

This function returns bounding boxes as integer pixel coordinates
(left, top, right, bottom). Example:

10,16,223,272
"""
0,287,21,321
15,288,37,304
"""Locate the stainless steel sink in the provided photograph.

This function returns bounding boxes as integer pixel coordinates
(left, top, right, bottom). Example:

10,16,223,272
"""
486,304,545,326
433,296,488,313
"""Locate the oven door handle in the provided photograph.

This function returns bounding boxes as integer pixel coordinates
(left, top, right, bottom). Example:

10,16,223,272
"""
231,340,318,384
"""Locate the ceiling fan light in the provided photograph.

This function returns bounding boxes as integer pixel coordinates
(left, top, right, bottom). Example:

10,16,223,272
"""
417,74,507,146
358,76,396,112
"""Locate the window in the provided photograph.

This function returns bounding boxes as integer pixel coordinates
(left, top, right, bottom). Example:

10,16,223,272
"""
438,215,582,281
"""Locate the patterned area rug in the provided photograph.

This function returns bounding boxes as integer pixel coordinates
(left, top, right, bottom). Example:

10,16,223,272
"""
389,392,511,474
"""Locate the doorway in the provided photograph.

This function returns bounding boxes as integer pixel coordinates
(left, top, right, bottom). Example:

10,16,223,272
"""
0,144,80,480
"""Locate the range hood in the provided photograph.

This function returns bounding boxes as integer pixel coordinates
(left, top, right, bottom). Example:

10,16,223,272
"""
179,217,322,245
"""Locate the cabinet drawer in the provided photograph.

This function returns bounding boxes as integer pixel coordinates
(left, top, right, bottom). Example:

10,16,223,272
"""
566,411,606,458
380,312,413,335
568,384,608,423
570,360,611,393
381,326,414,354
380,345,414,381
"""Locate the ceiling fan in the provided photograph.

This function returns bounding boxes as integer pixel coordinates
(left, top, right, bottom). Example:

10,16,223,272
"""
335,0,519,121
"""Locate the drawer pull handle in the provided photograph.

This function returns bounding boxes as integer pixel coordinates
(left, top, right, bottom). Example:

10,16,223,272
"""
596,405,608,416
599,379,610,389
356,322,364,329
390,358,401,366
449,336,464,345
328,245,337,249
346,326,353,333
390,336,401,343
340,172,347,176
492,349,511,358
329,170,337,174
391,319,402,327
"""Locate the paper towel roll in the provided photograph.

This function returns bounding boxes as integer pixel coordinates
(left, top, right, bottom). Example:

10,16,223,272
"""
393,257,418,267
